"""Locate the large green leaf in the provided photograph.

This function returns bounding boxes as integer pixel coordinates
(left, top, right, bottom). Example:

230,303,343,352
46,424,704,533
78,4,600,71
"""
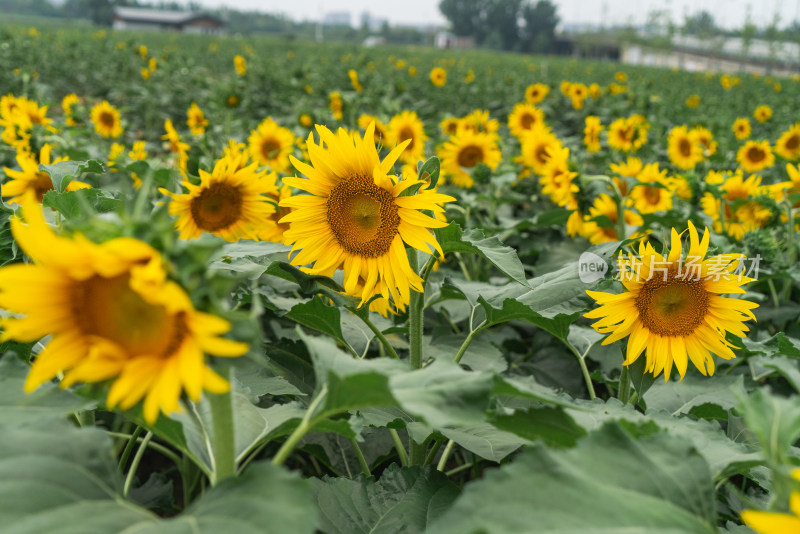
0,419,318,533
39,159,105,191
643,375,746,416
310,464,459,534
427,423,718,534
439,423,530,462
435,222,530,287
566,398,761,480
0,357,95,425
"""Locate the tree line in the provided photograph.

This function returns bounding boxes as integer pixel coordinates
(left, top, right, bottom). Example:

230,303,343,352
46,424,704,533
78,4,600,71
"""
438,0,560,53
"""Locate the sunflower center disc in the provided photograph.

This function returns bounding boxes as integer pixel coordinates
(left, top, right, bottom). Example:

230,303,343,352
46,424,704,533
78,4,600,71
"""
747,146,765,163
458,145,484,168
261,138,280,160
787,135,800,150
635,272,709,336
679,138,692,158
33,172,54,202
643,186,661,204
99,111,115,127
326,175,400,257
190,182,244,232
520,113,534,129
73,274,186,357
399,127,415,150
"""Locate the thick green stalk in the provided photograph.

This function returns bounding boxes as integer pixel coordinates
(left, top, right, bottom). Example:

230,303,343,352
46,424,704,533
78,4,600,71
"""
408,249,423,371
272,385,328,467
117,426,144,473
618,365,631,404
350,438,371,476
208,366,236,484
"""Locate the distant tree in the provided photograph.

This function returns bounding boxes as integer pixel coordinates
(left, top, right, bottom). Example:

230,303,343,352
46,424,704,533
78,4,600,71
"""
438,0,490,43
485,0,523,51
682,10,717,38
739,5,757,59
520,0,558,53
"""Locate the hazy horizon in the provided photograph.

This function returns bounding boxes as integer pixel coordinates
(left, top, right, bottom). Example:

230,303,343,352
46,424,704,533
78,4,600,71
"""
180,0,800,30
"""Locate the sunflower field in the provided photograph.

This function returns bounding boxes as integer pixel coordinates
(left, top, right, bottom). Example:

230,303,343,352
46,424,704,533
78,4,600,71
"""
2,21,800,533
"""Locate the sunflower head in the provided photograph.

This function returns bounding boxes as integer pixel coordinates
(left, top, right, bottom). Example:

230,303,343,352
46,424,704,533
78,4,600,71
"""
280,123,455,310
737,140,775,173
90,100,123,139
585,221,758,380
0,194,248,423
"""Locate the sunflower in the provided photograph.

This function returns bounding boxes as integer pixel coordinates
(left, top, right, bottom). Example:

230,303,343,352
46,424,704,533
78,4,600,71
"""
129,140,147,161
582,193,643,244
0,194,248,423
438,130,501,188
733,118,751,140
440,117,459,136
2,144,86,203
538,146,578,209
279,123,455,310
90,100,123,138
607,116,647,152
685,94,700,108
329,92,343,120
162,119,189,174
508,103,545,139
248,117,295,173
62,93,79,125
386,110,428,165
701,172,770,240
610,157,643,178
253,177,293,244
233,54,246,75
775,123,800,160
737,140,775,173
459,109,500,135
525,83,549,104
583,116,603,152
585,221,758,380
299,113,314,129
568,83,588,109
186,102,208,135
629,181,673,214
358,114,388,146
164,155,276,242
667,125,703,170
754,105,772,123
348,69,363,92
518,123,561,175
690,126,717,157
741,470,800,534
430,67,446,87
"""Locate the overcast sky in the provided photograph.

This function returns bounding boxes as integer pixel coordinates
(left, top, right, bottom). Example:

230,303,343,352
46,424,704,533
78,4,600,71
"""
187,0,800,29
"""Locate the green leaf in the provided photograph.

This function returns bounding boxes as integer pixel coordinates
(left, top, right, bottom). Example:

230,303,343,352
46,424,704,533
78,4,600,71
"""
567,398,761,480
741,333,800,359
427,423,718,534
440,423,530,462
491,406,586,448
39,159,105,192
0,357,95,425
285,296,350,350
748,354,800,393
42,188,121,219
0,419,319,533
435,223,530,287
643,375,746,416
738,387,800,462
310,464,459,534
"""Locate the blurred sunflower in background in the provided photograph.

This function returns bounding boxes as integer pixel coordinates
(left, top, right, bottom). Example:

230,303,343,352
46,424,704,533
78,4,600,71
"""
90,100,123,138
248,117,295,173
438,130,501,188
386,110,428,165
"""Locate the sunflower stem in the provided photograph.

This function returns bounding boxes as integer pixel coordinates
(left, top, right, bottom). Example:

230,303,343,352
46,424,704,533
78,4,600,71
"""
608,179,627,240
407,249,428,466
437,439,455,471
272,384,328,467
389,429,409,466
564,340,597,400
132,170,154,222
350,307,400,359
208,365,236,485
350,438,371,476
123,431,153,499
618,365,632,404
117,426,144,473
